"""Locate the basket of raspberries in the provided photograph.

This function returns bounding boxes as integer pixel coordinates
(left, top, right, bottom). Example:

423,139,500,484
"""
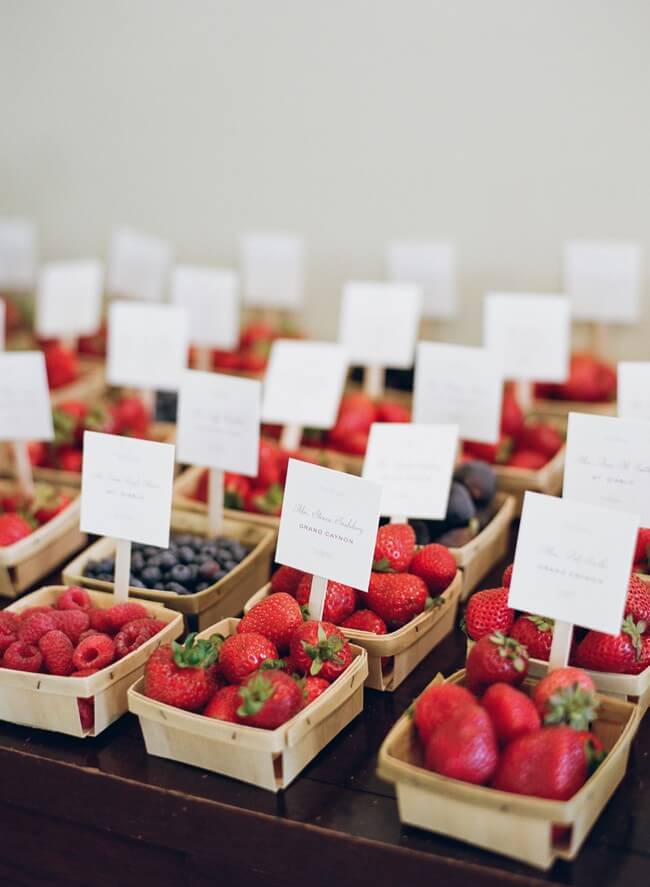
0,585,182,737
128,602,368,792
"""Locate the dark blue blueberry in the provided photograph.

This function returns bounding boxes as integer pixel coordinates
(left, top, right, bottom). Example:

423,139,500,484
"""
158,551,177,569
166,581,190,595
170,563,193,584
141,566,162,587
178,546,196,564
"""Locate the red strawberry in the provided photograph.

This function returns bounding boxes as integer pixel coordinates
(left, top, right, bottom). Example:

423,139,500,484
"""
465,632,529,692
238,348,268,373
424,704,498,785
532,666,597,728
57,446,83,473
204,685,242,722
295,576,357,625
366,572,428,628
625,574,650,624
39,630,74,675
237,592,303,652
193,469,209,503
77,698,94,730
27,440,47,467
338,430,369,455
289,621,352,680
500,389,524,439
256,439,281,487
144,634,220,712
239,320,275,349
628,636,650,675
511,615,554,661
373,523,416,572
414,683,476,746
502,564,513,587
463,436,511,465
18,611,60,644
2,641,43,672
44,343,78,389
481,683,541,745
72,633,115,671
223,473,251,510
246,483,283,516
53,399,87,442
575,617,644,674
217,632,279,684
0,513,33,546
105,602,148,632
270,565,306,596
211,349,242,370
32,488,72,524
633,528,650,566
464,587,514,641
341,610,387,635
56,608,90,643
507,450,548,470
327,394,376,448
375,401,410,422
114,618,165,659
57,586,92,612
236,670,303,729
303,675,330,705
409,543,456,594
109,395,150,436
519,422,563,458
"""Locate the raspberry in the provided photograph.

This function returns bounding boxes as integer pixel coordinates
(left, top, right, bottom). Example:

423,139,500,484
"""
72,633,115,671
18,606,53,622
0,612,19,634
72,667,99,677
114,618,165,659
105,602,148,632
18,611,60,644
39,630,74,675
88,608,114,634
77,697,95,730
57,586,92,611
0,623,17,655
3,641,43,672
77,629,102,643
56,609,90,643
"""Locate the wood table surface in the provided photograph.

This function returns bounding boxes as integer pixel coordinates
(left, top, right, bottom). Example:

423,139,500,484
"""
0,536,647,887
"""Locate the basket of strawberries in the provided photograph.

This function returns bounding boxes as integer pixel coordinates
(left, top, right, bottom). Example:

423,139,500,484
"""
534,352,617,421
40,341,105,406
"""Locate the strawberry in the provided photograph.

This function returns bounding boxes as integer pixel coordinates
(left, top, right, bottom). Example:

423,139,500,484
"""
409,543,456,594
31,488,72,524
373,523,415,572
413,683,476,745
240,321,275,349
56,446,83,473
465,632,529,692
105,602,148,632
366,572,428,628
236,670,303,729
217,632,279,684
109,395,150,436
144,634,220,711
464,587,514,641
519,423,563,458
492,726,592,800
204,685,242,722
302,675,330,705
634,528,650,566
39,630,74,675
223,473,251,510
256,439,281,487
18,611,60,644
625,574,650,624
44,343,78,389
270,565,306,596
238,592,303,652
72,633,115,671
327,393,377,449
425,704,498,785
502,564,513,587
481,683,541,745
338,430,369,455
628,636,650,675
114,618,165,658
2,640,43,672
511,615,554,661
246,483,283,516
507,450,548,470
57,586,92,612
56,609,90,643
53,400,87,443
341,610,387,634
532,666,597,728
575,616,645,674
500,389,524,439
194,469,209,503
239,348,268,373
77,698,95,730
211,349,242,370
289,621,352,680
463,436,511,464
295,576,357,625
375,401,410,422
0,513,33,546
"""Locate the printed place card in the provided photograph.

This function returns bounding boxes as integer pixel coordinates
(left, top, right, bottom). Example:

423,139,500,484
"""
276,459,382,590
36,260,103,339
171,265,240,349
413,342,503,444
563,412,650,525
176,370,261,475
262,340,348,429
0,219,36,290
107,227,172,302
0,352,53,441
107,301,189,392
339,280,422,368
240,233,304,309
362,422,459,519
564,240,641,324
509,491,637,635
617,362,650,421
80,431,175,547
484,292,570,382
387,240,457,318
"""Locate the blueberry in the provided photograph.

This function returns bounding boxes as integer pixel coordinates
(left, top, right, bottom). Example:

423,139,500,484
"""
158,551,177,569
96,571,114,582
143,546,161,558
199,559,223,581
84,560,99,577
98,558,115,573
141,566,162,587
195,581,211,592
222,560,237,572
154,582,167,590
174,534,193,547
170,564,193,584
129,576,145,588
130,552,145,574
189,536,204,551
178,546,196,564
230,543,248,561
166,581,190,595
200,545,218,559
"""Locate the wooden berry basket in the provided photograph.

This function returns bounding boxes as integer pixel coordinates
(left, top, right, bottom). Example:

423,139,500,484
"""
532,397,617,425
0,481,87,600
49,358,106,407
62,510,276,631
377,670,641,870
0,586,183,738
128,616,368,792
449,492,515,600
244,570,462,692
172,465,282,530
493,445,565,516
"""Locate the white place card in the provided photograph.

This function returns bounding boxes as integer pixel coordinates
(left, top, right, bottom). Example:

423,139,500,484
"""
0,352,54,441
509,491,637,635
240,233,304,309
617,362,650,421
413,342,503,444
176,371,261,475
564,240,641,323
171,265,240,349
362,422,459,519
484,292,570,382
80,431,175,547
276,459,382,590
387,241,457,318
0,220,36,291
107,227,171,302
107,301,189,392
563,412,650,525
35,260,103,339
339,281,422,368
262,340,348,429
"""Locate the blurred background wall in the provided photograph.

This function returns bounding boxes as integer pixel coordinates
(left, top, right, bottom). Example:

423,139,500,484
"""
2,0,649,355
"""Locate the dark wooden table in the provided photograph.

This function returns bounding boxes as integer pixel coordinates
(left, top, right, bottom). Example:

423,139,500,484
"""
0,550,647,887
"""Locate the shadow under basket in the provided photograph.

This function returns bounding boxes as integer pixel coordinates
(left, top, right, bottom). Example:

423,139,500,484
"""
128,617,368,792
0,586,183,738
244,571,462,692
377,670,641,871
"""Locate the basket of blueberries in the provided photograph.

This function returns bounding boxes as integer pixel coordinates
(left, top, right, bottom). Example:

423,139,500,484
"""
63,511,277,629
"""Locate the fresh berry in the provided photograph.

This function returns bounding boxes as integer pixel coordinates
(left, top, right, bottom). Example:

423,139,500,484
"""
223,473,251,510
465,632,529,692
2,641,43,672
532,666,597,728
502,564,513,587
295,577,357,625
105,602,149,632
625,574,650,624
414,683,476,746
0,612,19,634
88,608,114,634
289,621,353,680
366,572,428,628
302,675,330,705
270,565,305,596
237,592,303,652
519,423,563,458
500,388,524,439
341,610,387,634
57,446,83,473
409,543,456,594
627,636,650,675
507,450,548,470
57,586,92,612
71,667,99,677
144,634,219,711
77,698,95,730
424,704,498,785
0,622,17,655
236,670,303,729
464,587,514,641
72,633,115,671
78,629,102,643
575,617,645,675
373,523,416,573
56,608,90,643
18,611,60,644
32,489,72,524
113,618,165,659
218,632,279,684
634,529,650,566
43,343,78,388
0,513,33,546
511,615,554,661
204,685,242,722
38,630,74,675
482,683,541,745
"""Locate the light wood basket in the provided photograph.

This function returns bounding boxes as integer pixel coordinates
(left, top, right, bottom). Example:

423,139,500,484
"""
0,480,87,599
172,465,281,530
49,358,106,406
62,510,276,630
449,493,515,600
0,586,183,738
244,571,462,692
493,445,565,516
377,670,641,870
128,616,368,792
532,397,617,425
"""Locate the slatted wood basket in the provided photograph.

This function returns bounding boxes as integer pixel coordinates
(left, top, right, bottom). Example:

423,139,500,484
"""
172,465,281,530
532,397,617,425
449,492,515,599
493,445,565,516
49,358,106,406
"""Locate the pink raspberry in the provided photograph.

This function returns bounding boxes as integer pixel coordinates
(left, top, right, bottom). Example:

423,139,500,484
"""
18,611,60,645
0,623,17,655
88,608,114,634
71,667,99,677
0,612,19,634
56,609,90,643
77,697,95,730
19,606,54,622
3,641,43,672
39,630,74,676
105,602,148,632
77,629,102,643
72,633,115,671
114,618,165,659
57,586,92,612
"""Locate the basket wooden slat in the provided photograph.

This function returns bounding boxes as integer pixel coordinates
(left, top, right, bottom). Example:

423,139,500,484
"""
493,445,565,517
448,493,515,599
